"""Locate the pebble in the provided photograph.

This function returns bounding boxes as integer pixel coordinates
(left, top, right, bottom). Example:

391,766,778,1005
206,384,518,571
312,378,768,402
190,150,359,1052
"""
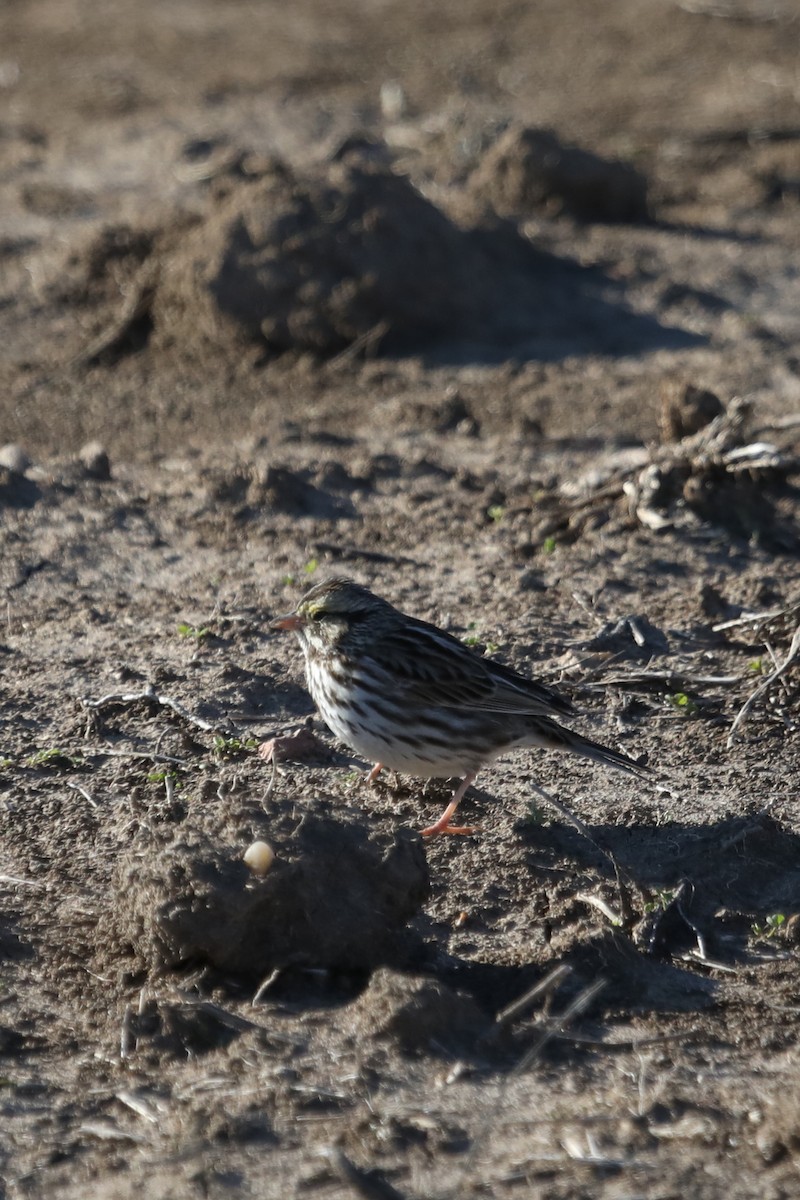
243,841,275,877
79,440,111,480
0,443,31,474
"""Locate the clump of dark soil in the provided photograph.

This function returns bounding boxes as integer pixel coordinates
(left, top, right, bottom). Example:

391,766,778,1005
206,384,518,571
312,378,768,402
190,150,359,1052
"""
106,806,429,979
0,464,41,509
470,125,649,222
148,148,660,363
152,155,490,356
348,966,487,1056
659,379,726,442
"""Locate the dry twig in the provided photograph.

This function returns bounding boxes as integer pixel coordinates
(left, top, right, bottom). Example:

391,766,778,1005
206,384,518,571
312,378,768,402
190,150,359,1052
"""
576,892,623,926
252,968,283,1006
73,268,157,367
66,781,98,809
529,780,637,925
727,624,800,747
491,965,572,1033
555,1029,697,1052
0,873,46,889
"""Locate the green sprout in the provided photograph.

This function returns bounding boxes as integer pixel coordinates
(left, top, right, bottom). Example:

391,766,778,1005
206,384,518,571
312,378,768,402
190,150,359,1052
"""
147,768,179,786
667,693,699,717
487,505,505,523
177,622,211,641
748,659,763,674
464,632,499,655
542,535,557,555
283,574,295,586
523,800,545,826
751,912,786,940
303,559,318,575
213,735,258,757
25,748,81,769
643,887,679,914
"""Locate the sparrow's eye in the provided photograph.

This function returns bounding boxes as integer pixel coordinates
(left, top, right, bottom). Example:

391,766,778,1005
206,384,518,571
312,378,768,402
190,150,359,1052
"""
308,609,325,622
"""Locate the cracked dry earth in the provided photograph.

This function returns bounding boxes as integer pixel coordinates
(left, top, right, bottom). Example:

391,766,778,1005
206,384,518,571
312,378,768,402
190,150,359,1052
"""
2,0,800,1197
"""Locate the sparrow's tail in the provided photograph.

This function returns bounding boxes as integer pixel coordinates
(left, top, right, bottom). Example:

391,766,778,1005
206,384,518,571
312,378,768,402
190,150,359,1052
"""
525,717,651,778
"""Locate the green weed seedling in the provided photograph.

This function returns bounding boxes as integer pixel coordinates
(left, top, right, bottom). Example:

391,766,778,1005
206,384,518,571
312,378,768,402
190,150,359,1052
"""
147,768,180,786
523,799,546,826
464,634,500,655
213,735,259,757
177,622,211,641
464,621,479,647
26,748,81,770
751,913,786,940
667,692,699,717
463,620,499,655
643,887,679,914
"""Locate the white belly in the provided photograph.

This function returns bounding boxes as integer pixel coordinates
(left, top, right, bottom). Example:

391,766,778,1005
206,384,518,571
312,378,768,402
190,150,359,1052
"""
306,658,489,778
329,716,475,778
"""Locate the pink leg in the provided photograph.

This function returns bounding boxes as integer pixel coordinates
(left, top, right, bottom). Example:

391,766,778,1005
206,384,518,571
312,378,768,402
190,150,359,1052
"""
420,773,478,837
366,762,384,785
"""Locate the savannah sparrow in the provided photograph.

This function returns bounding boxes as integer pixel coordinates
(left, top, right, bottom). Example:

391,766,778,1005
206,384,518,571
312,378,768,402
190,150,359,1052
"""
270,578,649,837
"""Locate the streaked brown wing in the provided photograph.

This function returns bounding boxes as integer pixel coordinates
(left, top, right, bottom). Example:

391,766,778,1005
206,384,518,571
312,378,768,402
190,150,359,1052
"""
369,619,575,717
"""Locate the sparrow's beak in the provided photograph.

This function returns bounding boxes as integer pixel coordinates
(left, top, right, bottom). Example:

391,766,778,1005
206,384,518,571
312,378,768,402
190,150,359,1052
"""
269,612,302,632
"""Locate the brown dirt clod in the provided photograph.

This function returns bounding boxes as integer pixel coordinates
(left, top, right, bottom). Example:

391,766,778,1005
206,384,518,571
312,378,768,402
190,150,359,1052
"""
348,966,488,1056
107,809,429,979
152,157,485,356
470,125,649,223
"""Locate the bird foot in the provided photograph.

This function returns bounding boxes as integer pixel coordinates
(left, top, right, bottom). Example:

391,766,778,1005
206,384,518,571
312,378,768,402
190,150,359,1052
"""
420,778,478,837
420,820,478,838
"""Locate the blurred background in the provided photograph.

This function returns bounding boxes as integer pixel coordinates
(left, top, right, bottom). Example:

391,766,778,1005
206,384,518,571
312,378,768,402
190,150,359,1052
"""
2,0,799,456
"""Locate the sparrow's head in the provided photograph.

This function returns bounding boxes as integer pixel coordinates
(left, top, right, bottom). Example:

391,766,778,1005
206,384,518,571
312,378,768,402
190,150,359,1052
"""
270,577,392,655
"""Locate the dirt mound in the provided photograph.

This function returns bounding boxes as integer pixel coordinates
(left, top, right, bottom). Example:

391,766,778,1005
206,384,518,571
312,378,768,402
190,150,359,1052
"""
348,967,487,1056
105,806,429,979
153,155,488,356
33,146,691,377
470,125,649,222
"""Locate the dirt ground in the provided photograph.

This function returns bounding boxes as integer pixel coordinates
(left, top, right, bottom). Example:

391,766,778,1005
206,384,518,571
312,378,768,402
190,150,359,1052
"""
2,1,800,1196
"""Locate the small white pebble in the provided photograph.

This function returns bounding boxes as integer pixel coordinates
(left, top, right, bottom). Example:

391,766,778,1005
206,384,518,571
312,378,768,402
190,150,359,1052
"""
0,443,30,474
244,840,275,876
380,81,406,122
79,440,111,480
